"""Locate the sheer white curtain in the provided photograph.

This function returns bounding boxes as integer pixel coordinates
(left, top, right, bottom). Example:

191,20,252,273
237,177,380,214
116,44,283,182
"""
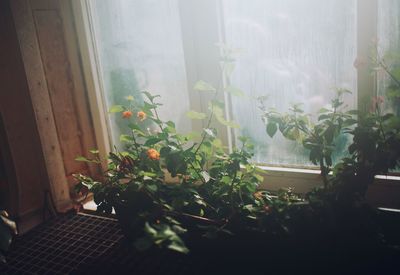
377,0,400,116
222,0,357,166
88,0,379,168
89,0,191,147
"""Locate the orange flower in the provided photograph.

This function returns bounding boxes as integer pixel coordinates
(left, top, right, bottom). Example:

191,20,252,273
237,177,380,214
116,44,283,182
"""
137,111,147,121
122,110,132,119
253,191,263,200
147,148,160,160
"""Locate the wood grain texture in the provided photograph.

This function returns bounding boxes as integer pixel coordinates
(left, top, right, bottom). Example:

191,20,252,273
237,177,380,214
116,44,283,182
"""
59,0,100,180
10,0,71,211
33,9,89,186
0,0,48,224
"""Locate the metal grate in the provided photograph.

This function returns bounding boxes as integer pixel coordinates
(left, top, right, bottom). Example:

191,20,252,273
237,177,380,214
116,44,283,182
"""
0,212,190,275
2,211,399,274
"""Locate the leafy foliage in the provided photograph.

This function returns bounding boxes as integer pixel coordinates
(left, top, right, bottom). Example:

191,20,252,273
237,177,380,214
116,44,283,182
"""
75,44,400,256
74,45,300,254
75,89,301,253
259,66,400,205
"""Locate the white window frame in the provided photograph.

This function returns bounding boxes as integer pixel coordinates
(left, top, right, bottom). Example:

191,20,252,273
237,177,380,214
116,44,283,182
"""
71,0,400,197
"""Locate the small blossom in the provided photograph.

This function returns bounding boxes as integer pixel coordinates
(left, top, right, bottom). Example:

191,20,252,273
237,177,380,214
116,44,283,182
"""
122,110,132,119
264,205,271,213
137,111,147,121
147,148,160,160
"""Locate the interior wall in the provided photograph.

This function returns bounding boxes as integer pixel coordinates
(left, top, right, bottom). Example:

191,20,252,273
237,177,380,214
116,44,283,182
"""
0,0,49,231
0,0,99,232
10,0,100,209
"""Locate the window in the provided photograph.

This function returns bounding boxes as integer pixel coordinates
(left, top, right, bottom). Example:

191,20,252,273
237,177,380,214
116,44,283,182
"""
377,0,400,116
74,0,399,178
222,0,357,166
88,0,191,147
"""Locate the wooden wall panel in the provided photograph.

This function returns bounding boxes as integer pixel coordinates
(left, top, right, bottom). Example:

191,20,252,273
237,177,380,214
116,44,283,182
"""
33,9,90,186
11,0,100,208
10,0,71,212
0,0,49,231
60,1,100,180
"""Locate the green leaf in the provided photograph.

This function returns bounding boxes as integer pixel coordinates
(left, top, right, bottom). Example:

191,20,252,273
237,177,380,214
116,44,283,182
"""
144,222,157,237
193,80,216,92
129,123,146,136
89,149,99,154
347,110,359,115
212,102,240,128
146,183,158,193
109,105,124,113
255,166,268,175
75,156,91,162
166,121,176,129
166,152,187,177
200,171,211,183
75,156,89,162
318,107,331,114
186,110,207,120
318,114,330,121
144,137,162,146
325,155,332,167
266,122,278,138
125,95,135,101
168,242,189,254
342,119,358,127
225,85,245,97
120,134,134,142
204,128,216,138
212,138,223,149
254,174,264,182
216,116,240,128
142,91,160,102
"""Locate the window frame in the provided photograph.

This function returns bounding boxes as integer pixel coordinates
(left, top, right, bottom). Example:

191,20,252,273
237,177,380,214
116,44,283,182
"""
72,0,400,194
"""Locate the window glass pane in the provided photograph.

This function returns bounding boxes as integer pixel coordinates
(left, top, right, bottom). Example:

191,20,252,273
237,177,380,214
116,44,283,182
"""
89,0,191,147
222,0,357,167
377,0,400,116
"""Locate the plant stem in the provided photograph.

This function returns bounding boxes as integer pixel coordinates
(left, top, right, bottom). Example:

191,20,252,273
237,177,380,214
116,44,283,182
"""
194,62,226,156
130,132,141,156
320,158,329,189
376,104,387,141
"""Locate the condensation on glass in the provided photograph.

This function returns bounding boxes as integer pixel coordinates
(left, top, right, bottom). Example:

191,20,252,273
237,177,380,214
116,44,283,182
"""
221,0,358,167
89,0,191,147
377,0,400,116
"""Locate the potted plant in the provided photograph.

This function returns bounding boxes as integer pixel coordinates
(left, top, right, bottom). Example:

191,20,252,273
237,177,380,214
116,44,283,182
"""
258,56,400,266
75,46,400,272
75,87,302,251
